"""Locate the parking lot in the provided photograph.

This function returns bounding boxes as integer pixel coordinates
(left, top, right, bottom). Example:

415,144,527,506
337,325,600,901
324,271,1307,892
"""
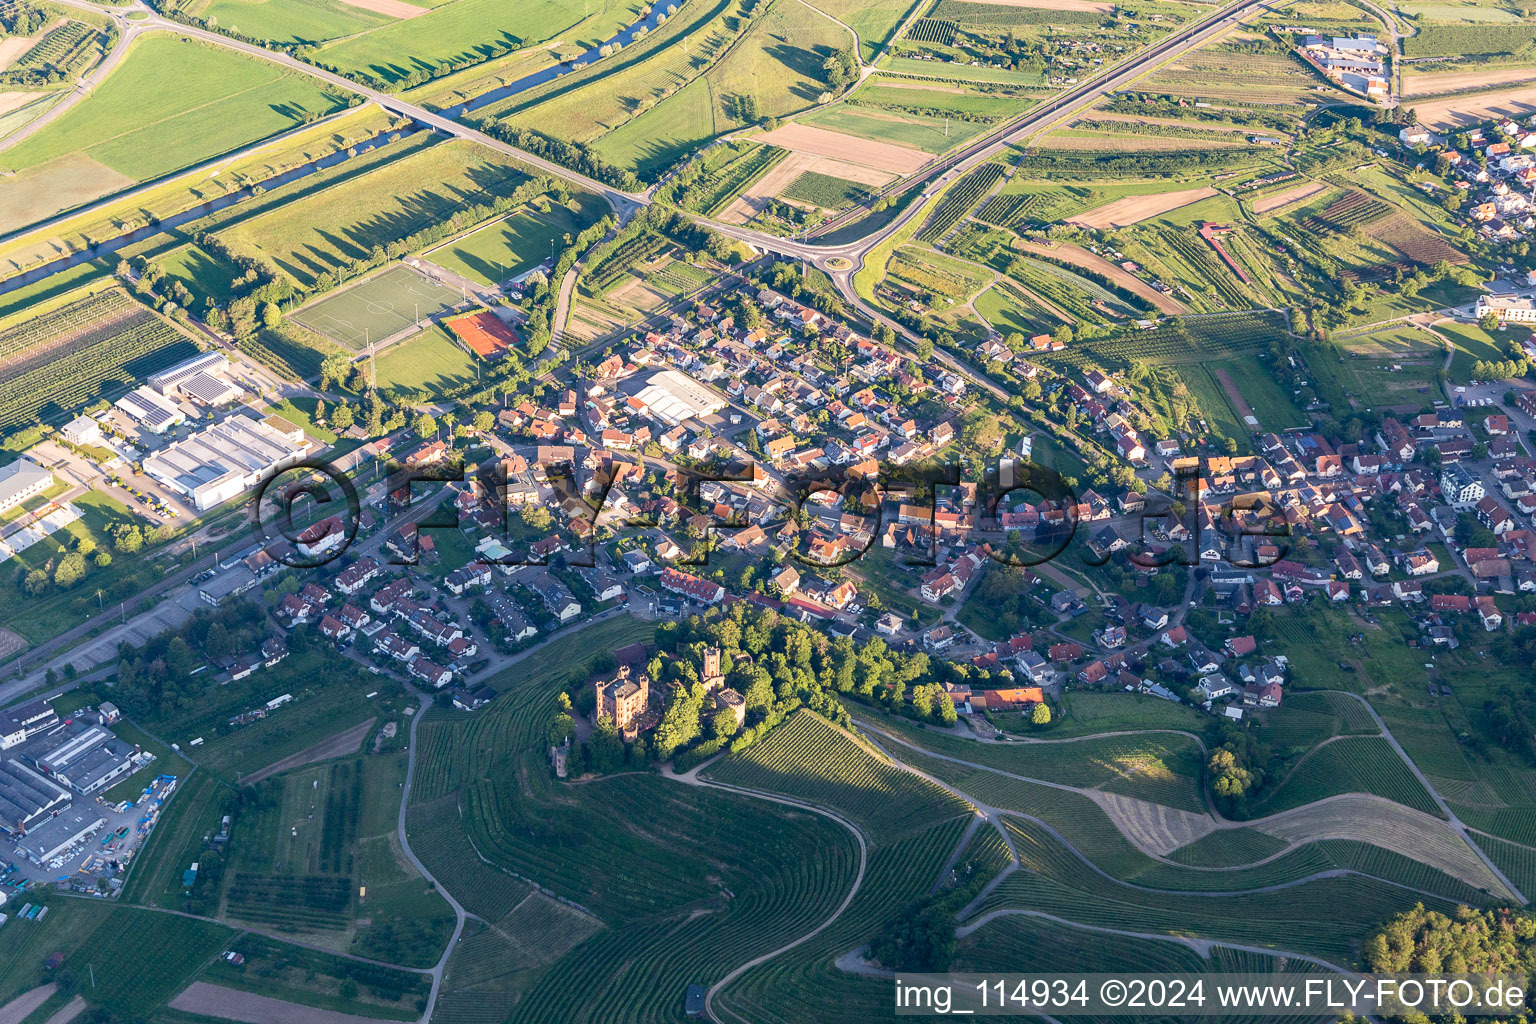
5,774,172,897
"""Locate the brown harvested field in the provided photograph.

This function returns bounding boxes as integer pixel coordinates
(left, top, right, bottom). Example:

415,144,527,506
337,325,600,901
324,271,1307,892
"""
336,0,428,16
1014,238,1186,314
1090,791,1214,855
869,79,964,94
239,717,376,785
719,151,896,224
1414,84,1536,130
41,996,86,1024
0,627,24,661
1403,65,1536,97
1067,185,1217,228
0,91,45,117
0,986,55,1024
963,0,1114,10
0,152,133,236
753,123,930,175
1251,793,1515,899
1251,180,1328,214
170,983,392,1024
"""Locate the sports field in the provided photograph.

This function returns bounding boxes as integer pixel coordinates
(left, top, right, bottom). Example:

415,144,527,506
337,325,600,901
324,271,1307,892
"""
372,323,478,397
424,203,585,287
291,266,465,349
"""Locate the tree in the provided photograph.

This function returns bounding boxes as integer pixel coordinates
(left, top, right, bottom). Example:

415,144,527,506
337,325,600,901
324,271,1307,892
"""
588,716,624,773
53,552,86,589
472,410,495,432
331,404,355,431
1031,701,1052,726
1208,746,1253,797
711,708,740,739
911,683,934,719
413,412,437,439
204,622,233,661
1480,311,1500,331
916,336,933,360
520,502,553,531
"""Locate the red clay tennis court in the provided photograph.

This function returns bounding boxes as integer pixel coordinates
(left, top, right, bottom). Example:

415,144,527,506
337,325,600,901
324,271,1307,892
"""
446,310,519,358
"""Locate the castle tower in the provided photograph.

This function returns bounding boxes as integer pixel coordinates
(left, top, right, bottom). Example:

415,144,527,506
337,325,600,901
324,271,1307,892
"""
702,646,724,691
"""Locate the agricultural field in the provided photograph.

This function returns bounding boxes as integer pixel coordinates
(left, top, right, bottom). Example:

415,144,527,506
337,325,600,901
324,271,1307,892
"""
0,36,351,225
184,0,396,45
215,139,531,289
317,0,645,87
0,288,198,431
801,104,991,154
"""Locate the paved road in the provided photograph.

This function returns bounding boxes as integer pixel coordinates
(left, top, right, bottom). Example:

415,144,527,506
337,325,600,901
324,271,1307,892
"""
0,15,139,156
45,0,1269,275
397,692,469,1024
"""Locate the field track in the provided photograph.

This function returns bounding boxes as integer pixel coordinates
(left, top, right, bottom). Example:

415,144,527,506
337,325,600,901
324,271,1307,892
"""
170,983,389,1024
239,717,376,785
1252,181,1326,214
1213,367,1258,428
0,986,55,1024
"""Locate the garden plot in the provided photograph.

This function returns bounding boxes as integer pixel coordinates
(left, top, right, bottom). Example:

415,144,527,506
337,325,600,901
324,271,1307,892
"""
753,122,931,174
1067,186,1217,228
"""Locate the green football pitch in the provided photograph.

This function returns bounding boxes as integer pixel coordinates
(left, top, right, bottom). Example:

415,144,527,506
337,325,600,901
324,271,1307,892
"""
291,265,466,349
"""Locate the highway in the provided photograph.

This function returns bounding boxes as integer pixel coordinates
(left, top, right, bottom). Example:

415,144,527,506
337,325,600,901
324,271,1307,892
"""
38,0,1271,273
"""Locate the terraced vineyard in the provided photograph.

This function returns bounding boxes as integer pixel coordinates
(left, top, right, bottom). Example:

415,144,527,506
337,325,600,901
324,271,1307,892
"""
976,820,1461,965
0,289,197,430
1249,736,1443,818
704,711,971,841
1320,190,1391,229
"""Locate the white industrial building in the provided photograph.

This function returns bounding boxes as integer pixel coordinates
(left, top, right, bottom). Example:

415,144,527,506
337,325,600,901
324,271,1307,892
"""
15,805,105,865
147,351,243,407
0,459,51,514
143,416,311,511
149,351,228,394
631,370,727,426
60,415,103,447
116,386,186,433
